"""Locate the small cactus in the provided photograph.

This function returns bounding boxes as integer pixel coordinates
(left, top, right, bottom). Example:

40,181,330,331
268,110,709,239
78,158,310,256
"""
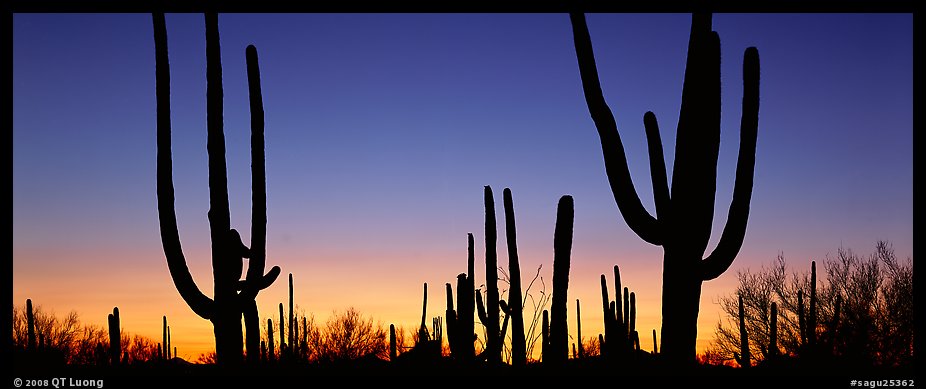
576,299,584,358
541,309,549,361
278,303,285,359
798,288,806,346
769,301,778,358
267,318,275,362
809,261,818,349
419,283,429,343
107,307,121,366
389,324,397,361
26,299,36,352
162,316,168,360
736,294,750,368
288,273,294,354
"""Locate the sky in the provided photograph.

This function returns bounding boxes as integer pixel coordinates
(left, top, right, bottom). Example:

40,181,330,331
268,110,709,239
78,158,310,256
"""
12,13,913,361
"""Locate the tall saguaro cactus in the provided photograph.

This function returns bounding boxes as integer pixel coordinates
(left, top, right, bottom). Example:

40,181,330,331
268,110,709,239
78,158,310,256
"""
482,186,501,364
154,13,280,365
549,195,574,364
502,188,527,366
570,13,760,364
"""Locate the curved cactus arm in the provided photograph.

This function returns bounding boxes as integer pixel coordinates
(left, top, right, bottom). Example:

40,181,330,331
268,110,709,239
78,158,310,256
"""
643,112,670,222
700,47,759,281
154,12,214,319
237,266,281,292
242,43,275,294
569,12,661,246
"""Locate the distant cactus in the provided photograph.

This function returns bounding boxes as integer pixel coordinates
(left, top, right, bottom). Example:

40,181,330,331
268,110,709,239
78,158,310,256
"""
162,316,168,360
419,283,429,343
502,188,527,366
107,307,121,366
548,195,574,364
571,12,760,364
735,294,750,368
154,12,280,365
769,302,778,358
541,309,549,361
461,233,476,360
445,282,458,357
444,234,476,361
809,261,818,349
279,303,285,358
390,324,397,361
798,289,807,346
26,299,36,352
576,299,584,358
289,273,294,354
267,318,275,363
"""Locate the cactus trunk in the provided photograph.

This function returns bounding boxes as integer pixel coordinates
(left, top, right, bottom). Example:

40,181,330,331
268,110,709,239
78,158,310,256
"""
737,294,750,368
541,309,549,361
458,234,476,360
108,307,121,366
483,186,501,364
389,324,397,361
502,188,527,366
809,260,817,349
549,195,574,364
769,301,778,357
289,274,294,354
576,299,584,358
26,299,36,352
419,283,429,342
267,318,275,362
279,302,285,357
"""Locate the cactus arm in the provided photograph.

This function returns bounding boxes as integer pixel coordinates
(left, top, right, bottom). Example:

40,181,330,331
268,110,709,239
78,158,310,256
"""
240,44,280,298
700,47,760,281
153,13,214,319
643,112,670,222
569,13,662,246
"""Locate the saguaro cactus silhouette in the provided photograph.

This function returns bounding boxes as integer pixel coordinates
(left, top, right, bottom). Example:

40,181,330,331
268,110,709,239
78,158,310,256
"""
548,195,574,364
154,13,280,365
108,307,121,366
482,186,501,364
502,188,527,366
26,299,36,352
570,13,760,364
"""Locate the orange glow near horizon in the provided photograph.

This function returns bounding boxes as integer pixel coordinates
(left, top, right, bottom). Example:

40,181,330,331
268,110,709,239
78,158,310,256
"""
13,242,744,361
